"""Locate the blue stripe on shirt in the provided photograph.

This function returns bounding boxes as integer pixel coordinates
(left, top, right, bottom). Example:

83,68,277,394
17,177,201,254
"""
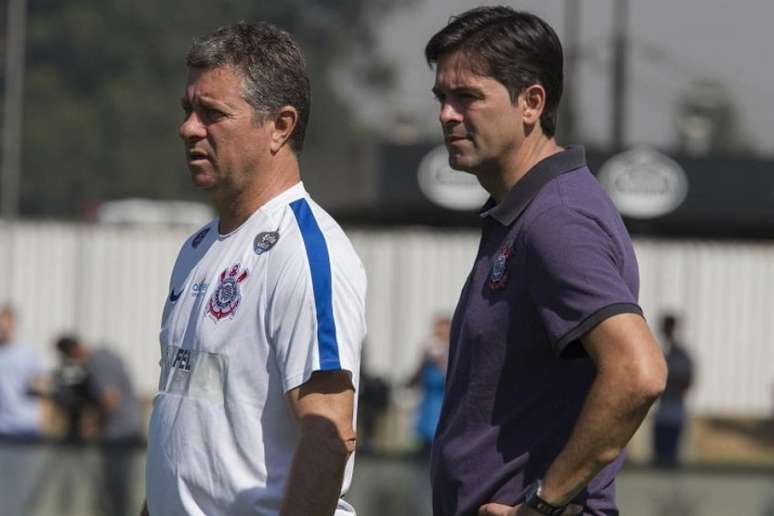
289,198,341,370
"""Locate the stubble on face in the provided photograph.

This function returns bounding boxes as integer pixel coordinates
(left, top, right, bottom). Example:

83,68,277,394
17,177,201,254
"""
433,51,524,177
179,66,270,198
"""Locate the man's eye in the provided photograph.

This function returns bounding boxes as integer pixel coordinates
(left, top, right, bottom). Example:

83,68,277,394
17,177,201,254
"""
205,109,225,121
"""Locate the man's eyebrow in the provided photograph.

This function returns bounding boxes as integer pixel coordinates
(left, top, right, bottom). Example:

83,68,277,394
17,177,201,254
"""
199,95,236,111
180,95,234,112
432,85,482,97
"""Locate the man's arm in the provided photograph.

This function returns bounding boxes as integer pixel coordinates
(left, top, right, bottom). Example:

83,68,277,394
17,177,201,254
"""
480,313,667,516
98,386,122,412
280,370,356,516
538,313,666,505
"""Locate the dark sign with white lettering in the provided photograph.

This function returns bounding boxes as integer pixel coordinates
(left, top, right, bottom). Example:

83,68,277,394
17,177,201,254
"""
336,142,774,239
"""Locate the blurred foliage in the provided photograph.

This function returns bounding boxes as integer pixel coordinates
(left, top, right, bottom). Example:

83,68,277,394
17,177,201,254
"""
7,0,414,217
674,78,752,157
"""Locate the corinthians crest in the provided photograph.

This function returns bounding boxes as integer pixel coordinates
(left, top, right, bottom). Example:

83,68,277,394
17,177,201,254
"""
208,264,249,321
489,242,513,290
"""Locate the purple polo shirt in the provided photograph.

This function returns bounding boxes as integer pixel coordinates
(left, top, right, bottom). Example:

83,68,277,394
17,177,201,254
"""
430,147,641,516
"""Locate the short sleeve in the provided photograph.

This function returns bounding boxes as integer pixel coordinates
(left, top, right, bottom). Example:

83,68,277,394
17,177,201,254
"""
525,206,641,357
267,223,366,394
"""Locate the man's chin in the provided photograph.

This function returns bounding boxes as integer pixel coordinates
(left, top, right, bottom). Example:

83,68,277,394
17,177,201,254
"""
189,168,216,190
447,155,475,174
190,176,217,191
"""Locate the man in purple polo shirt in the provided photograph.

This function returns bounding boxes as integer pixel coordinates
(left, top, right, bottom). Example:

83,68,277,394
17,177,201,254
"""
425,7,667,516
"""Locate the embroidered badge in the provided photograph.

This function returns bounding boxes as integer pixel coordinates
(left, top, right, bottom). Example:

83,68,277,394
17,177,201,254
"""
208,264,249,321
192,227,211,249
489,242,513,290
254,231,280,255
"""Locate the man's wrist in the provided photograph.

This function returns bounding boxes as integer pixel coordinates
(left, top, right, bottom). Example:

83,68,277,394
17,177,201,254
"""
538,477,575,506
524,480,568,516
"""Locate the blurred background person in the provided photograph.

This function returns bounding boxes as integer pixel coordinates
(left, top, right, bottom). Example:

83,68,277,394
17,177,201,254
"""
52,338,94,444
0,304,48,516
408,314,450,459
0,303,47,440
358,344,392,455
652,313,695,468
54,334,142,516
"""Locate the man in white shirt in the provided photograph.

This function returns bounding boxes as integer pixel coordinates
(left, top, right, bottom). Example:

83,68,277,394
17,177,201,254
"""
144,21,367,516
0,304,47,516
0,304,45,439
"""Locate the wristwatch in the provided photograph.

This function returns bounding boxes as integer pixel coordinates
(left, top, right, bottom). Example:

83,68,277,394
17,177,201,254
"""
524,480,567,516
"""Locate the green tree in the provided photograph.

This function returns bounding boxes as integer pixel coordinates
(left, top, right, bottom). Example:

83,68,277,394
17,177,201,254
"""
13,0,411,217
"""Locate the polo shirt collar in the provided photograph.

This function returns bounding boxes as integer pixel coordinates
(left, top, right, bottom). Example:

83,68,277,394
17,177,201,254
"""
481,145,587,226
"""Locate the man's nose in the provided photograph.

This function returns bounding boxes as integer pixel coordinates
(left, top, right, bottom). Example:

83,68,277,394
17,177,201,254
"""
179,112,206,141
439,101,462,126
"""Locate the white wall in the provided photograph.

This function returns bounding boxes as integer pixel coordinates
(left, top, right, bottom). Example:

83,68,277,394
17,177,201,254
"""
0,221,187,393
1,221,772,416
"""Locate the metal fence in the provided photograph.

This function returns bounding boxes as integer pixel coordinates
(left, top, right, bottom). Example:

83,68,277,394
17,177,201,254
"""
2,221,774,416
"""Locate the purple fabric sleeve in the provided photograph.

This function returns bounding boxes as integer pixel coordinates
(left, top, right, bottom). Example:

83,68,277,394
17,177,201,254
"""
524,205,641,356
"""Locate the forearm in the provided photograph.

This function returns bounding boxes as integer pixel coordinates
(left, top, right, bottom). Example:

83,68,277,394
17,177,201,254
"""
541,368,662,504
280,416,354,516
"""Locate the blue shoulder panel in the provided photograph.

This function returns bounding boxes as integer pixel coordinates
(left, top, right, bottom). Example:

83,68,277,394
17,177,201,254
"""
289,198,341,370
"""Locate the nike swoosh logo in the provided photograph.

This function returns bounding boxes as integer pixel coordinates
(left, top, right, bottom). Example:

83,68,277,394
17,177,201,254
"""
169,288,183,303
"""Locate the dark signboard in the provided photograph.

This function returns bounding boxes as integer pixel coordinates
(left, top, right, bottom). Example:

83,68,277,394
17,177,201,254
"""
335,142,774,239
586,149,774,239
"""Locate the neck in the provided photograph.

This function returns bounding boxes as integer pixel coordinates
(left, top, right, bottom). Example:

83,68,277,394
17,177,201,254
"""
479,132,562,203
214,153,301,234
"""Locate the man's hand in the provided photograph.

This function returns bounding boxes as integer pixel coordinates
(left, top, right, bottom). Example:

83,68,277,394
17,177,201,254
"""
140,500,149,516
478,502,583,515
478,503,520,516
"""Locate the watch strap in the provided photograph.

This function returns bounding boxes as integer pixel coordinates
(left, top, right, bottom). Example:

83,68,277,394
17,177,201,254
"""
524,481,567,516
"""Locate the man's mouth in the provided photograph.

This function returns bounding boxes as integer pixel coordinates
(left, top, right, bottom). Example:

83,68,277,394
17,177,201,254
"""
187,149,209,161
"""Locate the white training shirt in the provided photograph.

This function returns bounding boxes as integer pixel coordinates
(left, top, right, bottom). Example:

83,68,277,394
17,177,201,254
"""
146,183,366,516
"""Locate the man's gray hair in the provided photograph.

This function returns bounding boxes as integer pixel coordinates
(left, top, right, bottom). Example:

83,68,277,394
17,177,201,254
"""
186,22,311,153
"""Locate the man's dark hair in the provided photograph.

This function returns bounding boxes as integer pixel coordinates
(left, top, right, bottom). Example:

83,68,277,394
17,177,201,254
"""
660,314,678,336
56,334,81,357
186,21,311,153
425,6,563,137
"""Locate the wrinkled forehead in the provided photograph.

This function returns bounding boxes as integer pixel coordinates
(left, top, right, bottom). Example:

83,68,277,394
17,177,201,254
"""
185,64,240,86
183,65,248,102
437,48,492,76
433,53,508,100
434,50,494,87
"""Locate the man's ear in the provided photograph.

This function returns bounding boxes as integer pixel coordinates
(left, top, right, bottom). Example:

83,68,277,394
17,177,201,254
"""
520,84,546,126
269,105,299,153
